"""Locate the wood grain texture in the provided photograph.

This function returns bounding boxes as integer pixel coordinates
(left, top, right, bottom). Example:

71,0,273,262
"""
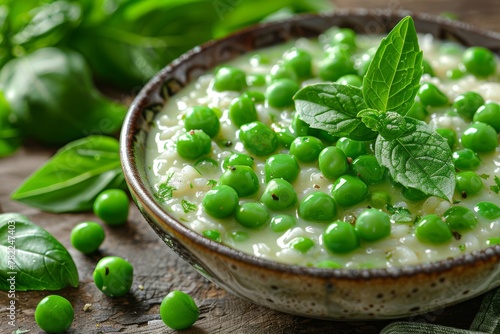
1,1,499,333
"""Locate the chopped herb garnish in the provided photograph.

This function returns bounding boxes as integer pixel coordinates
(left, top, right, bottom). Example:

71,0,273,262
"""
479,173,490,180
206,179,218,187
294,16,455,201
490,176,500,194
459,244,466,251
154,173,176,203
181,199,197,213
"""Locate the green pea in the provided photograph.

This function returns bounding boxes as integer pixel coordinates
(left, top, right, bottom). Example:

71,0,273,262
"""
249,54,270,66
265,78,300,108
452,148,480,170
435,128,457,149
290,136,325,162
417,83,449,107
213,66,246,92
291,112,310,136
260,178,298,211
415,214,453,244
265,153,299,183
329,28,357,49
316,260,343,269
370,191,391,209
462,46,496,77
452,92,484,120
230,231,249,241
35,295,74,333
323,220,360,254
355,208,391,242
351,155,385,185
336,74,362,87
268,61,298,82
473,102,500,132
355,52,372,77
93,256,133,297
443,206,478,231
229,96,258,127
202,229,221,242
474,202,500,220
239,121,278,156
242,90,265,102
93,189,129,226
247,74,266,87
270,214,296,232
461,122,498,153
487,238,500,246
456,171,483,196
318,50,355,82
423,59,435,77
446,68,465,80
235,202,269,228
402,187,429,201
160,290,199,330
70,221,105,254
275,126,296,148
331,175,368,207
298,191,337,221
184,105,220,137
406,101,428,121
202,185,239,218
222,152,254,171
176,129,212,160
194,157,218,175
219,165,259,197
318,146,349,180
282,47,313,79
290,236,314,253
336,137,367,159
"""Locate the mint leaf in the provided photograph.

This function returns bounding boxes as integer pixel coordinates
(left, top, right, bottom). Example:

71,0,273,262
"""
294,83,377,140
375,117,455,201
363,16,423,114
358,110,409,140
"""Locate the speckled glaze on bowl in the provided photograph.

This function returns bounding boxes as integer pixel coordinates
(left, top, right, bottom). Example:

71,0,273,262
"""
121,9,500,320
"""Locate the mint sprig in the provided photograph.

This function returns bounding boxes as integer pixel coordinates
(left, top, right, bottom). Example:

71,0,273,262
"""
294,16,455,201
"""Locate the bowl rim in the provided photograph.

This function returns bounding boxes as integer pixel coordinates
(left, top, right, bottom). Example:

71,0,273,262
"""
121,8,500,281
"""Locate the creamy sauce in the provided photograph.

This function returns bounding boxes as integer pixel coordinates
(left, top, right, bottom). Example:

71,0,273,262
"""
145,33,500,269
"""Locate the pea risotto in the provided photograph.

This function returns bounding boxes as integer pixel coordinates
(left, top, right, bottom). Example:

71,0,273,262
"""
146,22,500,269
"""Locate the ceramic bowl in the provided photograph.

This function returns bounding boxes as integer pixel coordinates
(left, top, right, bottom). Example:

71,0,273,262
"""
120,9,500,320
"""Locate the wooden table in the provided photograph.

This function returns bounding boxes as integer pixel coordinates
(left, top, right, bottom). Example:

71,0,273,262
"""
1,1,500,332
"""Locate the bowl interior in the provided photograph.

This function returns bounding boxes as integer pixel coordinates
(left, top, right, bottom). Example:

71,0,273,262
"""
120,9,500,318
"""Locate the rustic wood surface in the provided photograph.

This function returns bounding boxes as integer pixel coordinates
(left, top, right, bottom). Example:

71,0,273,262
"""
1,1,500,333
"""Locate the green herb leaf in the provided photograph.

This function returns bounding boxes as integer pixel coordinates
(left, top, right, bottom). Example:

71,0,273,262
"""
293,83,377,140
358,110,409,140
363,16,423,114
154,173,176,203
11,135,126,213
181,199,197,213
386,204,413,223
375,117,455,201
490,176,500,194
0,213,79,291
0,48,126,145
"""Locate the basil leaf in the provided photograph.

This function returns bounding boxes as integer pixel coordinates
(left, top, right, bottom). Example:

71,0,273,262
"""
363,16,423,114
375,117,455,201
358,110,409,140
11,135,126,213
0,213,79,291
294,83,377,140
0,47,126,145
